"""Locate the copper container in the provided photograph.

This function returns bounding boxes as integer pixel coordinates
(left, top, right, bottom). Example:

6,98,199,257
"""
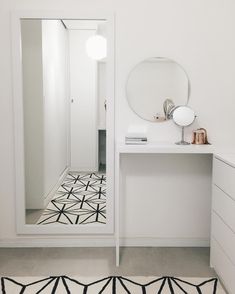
192,128,209,145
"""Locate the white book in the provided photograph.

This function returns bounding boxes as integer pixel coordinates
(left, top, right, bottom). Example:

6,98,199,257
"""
125,137,147,141
125,141,147,145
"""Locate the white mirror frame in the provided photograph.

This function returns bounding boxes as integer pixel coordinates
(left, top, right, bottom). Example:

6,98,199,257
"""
126,57,191,122
11,10,115,235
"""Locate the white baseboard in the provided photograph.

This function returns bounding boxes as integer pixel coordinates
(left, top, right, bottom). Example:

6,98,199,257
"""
0,237,115,248
0,237,209,248
44,167,69,207
121,237,210,247
69,167,98,173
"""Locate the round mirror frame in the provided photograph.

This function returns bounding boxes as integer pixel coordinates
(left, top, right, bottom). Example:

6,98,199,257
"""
172,105,196,127
126,57,191,123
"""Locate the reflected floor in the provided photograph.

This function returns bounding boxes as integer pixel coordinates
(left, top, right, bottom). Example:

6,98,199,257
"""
26,172,106,225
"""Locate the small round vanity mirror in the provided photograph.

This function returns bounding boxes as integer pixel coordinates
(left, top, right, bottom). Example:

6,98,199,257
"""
172,106,196,145
173,106,195,127
126,57,190,122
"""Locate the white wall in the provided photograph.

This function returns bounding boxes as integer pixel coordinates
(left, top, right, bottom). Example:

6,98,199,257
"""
21,19,69,209
114,0,235,146
98,62,107,166
69,29,98,171
98,62,107,129
97,22,107,130
42,20,69,196
21,20,44,209
1,0,235,244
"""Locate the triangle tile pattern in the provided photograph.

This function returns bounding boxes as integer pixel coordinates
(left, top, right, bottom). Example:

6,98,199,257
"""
37,172,106,225
1,276,224,293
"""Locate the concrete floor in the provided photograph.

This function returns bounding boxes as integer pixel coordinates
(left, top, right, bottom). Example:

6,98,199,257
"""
0,247,215,277
26,209,43,224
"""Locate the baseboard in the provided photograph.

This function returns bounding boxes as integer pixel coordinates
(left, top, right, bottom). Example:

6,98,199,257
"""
69,167,98,173
0,237,115,247
44,167,69,207
0,237,209,248
120,237,210,247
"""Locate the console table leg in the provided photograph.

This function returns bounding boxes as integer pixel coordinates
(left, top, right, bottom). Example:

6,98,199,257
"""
115,151,120,266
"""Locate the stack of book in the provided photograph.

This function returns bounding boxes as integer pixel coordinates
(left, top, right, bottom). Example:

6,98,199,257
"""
125,136,148,145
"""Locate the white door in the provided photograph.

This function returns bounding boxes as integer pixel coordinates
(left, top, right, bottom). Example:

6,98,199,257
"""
69,30,98,171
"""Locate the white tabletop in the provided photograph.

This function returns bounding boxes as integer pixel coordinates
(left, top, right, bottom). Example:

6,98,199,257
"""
116,142,215,154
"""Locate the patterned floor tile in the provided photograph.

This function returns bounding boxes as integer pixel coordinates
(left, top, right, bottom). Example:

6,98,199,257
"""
37,172,106,225
1,276,225,293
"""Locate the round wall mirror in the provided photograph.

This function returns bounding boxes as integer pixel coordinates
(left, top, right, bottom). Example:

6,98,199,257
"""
126,57,190,122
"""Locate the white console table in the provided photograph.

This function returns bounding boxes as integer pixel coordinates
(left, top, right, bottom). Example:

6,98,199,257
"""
115,142,215,266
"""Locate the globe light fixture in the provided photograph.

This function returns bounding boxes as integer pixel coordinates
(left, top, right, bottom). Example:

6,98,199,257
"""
86,35,107,60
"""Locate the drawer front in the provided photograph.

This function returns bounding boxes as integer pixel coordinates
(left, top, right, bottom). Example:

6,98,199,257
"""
213,157,235,201
211,238,235,294
213,185,235,232
212,212,235,265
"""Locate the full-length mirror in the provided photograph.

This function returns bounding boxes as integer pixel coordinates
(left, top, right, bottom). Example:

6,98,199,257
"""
126,57,190,122
12,14,114,234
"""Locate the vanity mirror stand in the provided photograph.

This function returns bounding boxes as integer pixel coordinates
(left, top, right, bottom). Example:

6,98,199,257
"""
172,106,196,145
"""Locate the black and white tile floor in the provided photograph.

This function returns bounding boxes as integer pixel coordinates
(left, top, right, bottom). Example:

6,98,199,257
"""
37,172,106,225
1,276,224,293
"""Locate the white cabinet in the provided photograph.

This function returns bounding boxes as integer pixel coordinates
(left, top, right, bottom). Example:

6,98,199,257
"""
213,158,235,201
211,238,235,293
211,155,235,294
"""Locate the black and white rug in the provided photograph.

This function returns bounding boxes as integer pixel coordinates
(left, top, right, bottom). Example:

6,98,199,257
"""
0,276,225,293
37,173,106,225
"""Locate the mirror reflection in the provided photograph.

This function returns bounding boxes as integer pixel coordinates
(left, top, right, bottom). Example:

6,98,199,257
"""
126,57,190,122
21,19,107,225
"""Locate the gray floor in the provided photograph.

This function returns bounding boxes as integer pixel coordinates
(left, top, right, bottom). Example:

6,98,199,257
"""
26,209,43,224
0,247,215,277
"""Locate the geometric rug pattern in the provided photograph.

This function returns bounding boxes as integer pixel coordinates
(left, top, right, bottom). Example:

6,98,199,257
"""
0,276,225,293
37,172,106,225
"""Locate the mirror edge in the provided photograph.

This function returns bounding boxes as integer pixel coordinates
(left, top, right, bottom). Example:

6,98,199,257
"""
11,10,116,235
125,56,191,123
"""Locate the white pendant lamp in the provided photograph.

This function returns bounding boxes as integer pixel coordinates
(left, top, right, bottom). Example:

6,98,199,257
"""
86,35,107,60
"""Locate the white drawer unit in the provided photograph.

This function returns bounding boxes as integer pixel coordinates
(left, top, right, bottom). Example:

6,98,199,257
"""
213,156,235,201
211,155,235,294
211,212,235,265
212,185,235,233
211,238,235,294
